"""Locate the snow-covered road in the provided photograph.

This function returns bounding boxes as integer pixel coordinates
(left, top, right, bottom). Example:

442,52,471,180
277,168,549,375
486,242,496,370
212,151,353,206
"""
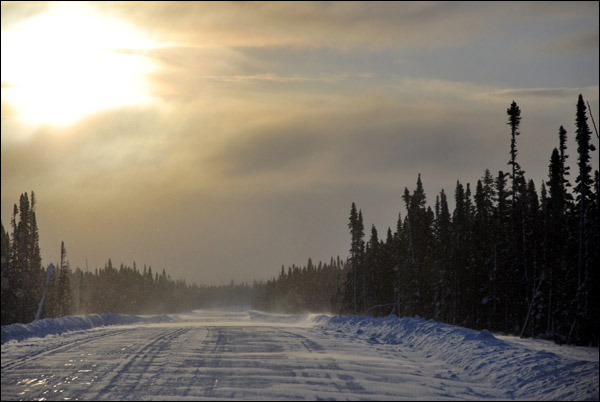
2,309,598,400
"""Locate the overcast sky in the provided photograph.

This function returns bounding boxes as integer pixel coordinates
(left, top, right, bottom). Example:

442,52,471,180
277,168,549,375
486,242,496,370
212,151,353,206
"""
1,1,598,285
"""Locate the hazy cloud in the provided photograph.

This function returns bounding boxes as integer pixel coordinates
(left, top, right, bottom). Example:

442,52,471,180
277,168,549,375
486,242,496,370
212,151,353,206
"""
482,86,600,101
99,2,595,51
0,1,49,29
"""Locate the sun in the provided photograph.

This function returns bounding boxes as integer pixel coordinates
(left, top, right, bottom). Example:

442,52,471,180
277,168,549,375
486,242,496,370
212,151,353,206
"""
1,2,159,127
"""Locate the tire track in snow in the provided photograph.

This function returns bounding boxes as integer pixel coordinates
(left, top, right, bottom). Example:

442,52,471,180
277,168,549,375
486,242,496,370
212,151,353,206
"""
278,328,370,395
174,326,303,399
199,327,226,398
90,327,191,400
1,327,134,372
182,326,260,398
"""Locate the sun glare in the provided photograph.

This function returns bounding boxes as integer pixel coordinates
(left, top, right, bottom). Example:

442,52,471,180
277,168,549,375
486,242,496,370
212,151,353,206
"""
1,3,158,127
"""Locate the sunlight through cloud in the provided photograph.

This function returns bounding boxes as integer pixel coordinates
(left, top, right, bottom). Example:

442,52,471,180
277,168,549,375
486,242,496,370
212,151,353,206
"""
1,2,159,128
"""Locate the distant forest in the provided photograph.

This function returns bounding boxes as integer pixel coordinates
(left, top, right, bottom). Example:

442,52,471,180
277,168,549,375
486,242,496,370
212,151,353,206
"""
1,95,598,346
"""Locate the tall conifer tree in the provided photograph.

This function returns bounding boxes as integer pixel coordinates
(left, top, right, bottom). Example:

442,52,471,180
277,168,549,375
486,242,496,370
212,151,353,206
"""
570,94,597,344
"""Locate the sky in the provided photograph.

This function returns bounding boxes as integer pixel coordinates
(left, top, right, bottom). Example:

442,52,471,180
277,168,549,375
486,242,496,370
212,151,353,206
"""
1,1,599,286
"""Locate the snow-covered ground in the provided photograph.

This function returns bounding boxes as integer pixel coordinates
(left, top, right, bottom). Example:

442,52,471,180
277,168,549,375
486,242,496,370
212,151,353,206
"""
1,309,598,400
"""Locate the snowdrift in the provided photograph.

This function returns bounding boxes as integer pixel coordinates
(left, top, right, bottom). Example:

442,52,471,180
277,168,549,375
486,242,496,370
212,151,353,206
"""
315,314,599,401
247,310,325,324
1,313,171,344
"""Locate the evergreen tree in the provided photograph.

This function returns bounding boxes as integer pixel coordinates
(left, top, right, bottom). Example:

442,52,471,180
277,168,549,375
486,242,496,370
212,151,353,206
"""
505,101,532,333
356,210,366,313
451,181,470,325
391,211,408,316
545,148,569,340
378,227,396,316
507,101,524,205
1,220,13,325
493,170,511,331
11,199,26,323
433,189,452,322
344,202,364,314
574,94,596,205
543,124,577,342
511,173,529,333
558,126,573,200
364,225,379,314
402,174,434,318
570,94,597,344
590,170,600,344
6,193,44,324
520,179,543,337
472,170,496,328
58,241,72,317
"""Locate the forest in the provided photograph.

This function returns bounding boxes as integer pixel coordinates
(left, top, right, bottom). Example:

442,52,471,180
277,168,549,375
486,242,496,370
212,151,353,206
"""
1,94,598,346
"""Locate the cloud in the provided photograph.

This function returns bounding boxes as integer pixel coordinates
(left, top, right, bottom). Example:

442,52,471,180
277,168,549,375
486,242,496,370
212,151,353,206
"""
552,30,600,54
90,1,598,57
0,1,49,30
200,87,513,197
475,86,599,103
91,2,501,50
197,72,373,84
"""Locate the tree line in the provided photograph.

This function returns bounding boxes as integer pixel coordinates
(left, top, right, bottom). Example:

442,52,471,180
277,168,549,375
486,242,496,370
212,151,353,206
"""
254,94,598,346
1,196,253,323
252,257,347,313
337,95,598,346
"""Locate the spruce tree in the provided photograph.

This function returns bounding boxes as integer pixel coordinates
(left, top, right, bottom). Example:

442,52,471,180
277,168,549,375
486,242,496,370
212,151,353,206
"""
570,94,597,344
546,148,568,340
558,126,573,199
365,225,379,314
391,211,407,316
401,175,434,318
344,202,364,314
507,101,524,205
1,193,44,324
521,179,542,337
574,94,595,205
1,220,13,325
357,210,366,313
58,241,72,317
451,181,467,324
473,170,496,328
433,190,452,322
493,171,511,331
378,227,396,316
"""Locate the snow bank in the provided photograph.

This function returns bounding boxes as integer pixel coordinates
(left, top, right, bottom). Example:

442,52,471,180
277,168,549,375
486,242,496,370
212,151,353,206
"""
1,313,171,344
247,310,326,325
316,314,599,401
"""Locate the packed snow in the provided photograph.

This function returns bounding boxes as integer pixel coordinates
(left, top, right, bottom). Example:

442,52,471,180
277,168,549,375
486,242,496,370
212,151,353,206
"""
1,309,598,400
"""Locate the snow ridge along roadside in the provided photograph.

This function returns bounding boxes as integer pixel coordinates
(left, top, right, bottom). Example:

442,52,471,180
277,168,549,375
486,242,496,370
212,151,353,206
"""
316,314,599,401
1,313,171,344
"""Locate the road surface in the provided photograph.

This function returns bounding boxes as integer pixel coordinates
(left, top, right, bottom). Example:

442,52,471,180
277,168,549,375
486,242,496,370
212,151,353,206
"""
2,309,594,400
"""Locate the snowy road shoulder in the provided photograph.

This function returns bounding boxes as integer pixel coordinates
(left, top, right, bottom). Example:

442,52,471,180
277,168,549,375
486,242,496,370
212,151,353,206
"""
1,312,172,344
315,314,599,400
2,309,598,400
